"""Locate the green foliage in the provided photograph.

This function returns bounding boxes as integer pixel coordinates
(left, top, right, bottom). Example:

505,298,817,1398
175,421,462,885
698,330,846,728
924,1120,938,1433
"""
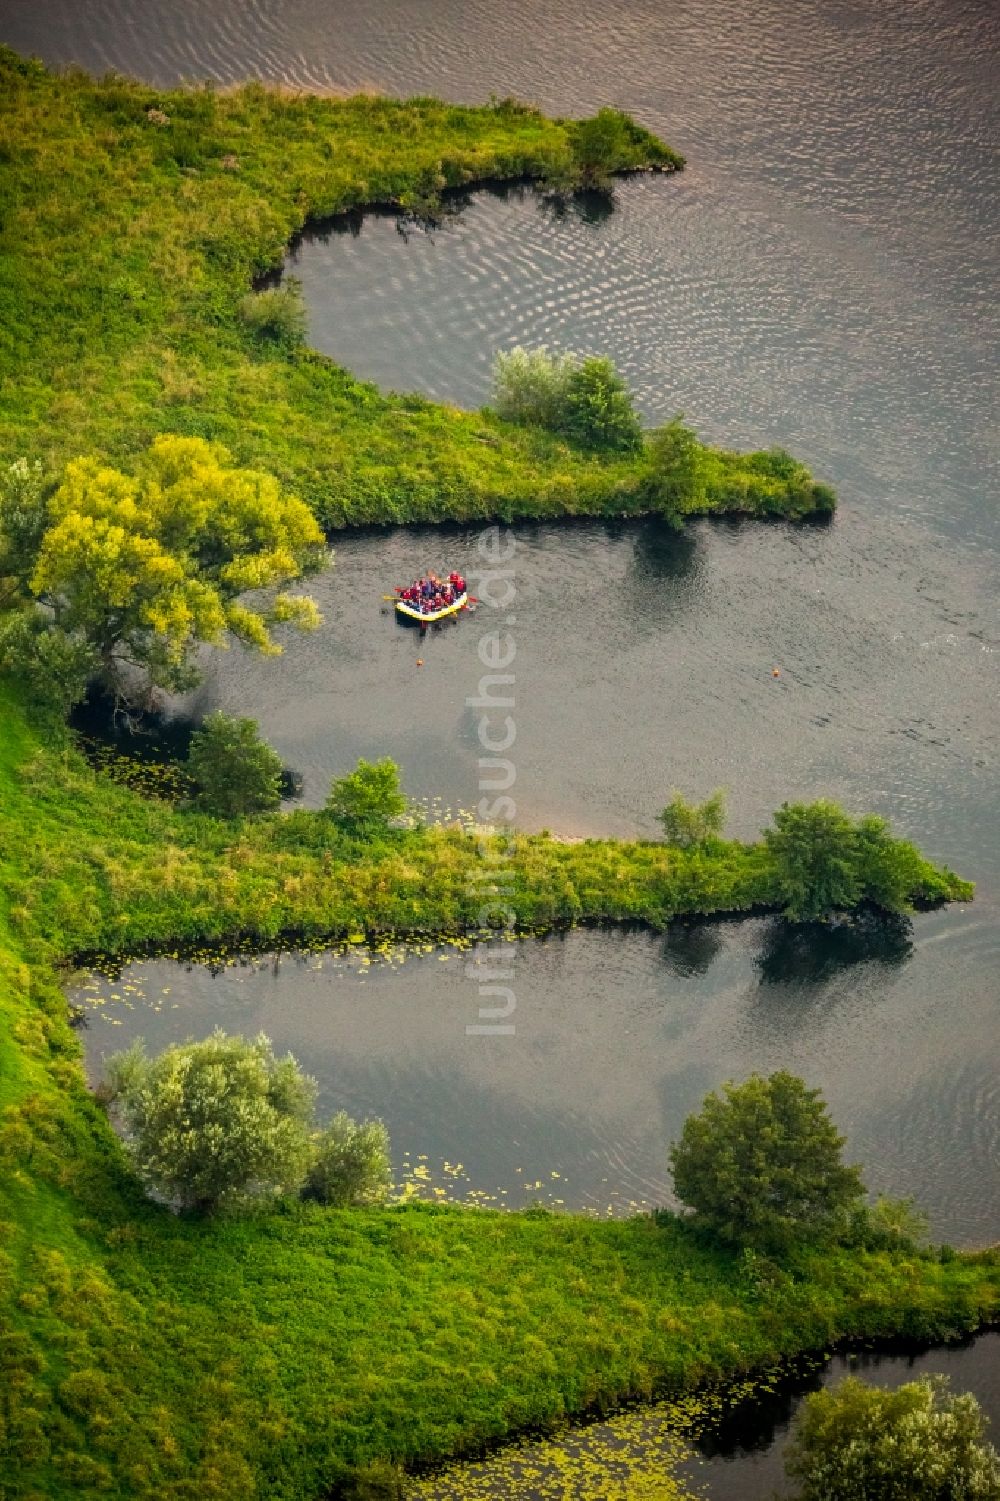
491,346,641,452
0,456,48,606
239,280,306,348
0,609,96,721
847,1194,931,1254
785,1374,1000,1499
765,800,861,919
644,417,707,521
188,711,284,818
763,801,962,921
106,1029,317,1211
304,1111,393,1207
5,435,324,711
854,812,932,911
658,789,726,849
561,355,643,452
669,1071,866,1252
570,106,678,187
327,757,408,832
0,53,832,531
491,345,576,429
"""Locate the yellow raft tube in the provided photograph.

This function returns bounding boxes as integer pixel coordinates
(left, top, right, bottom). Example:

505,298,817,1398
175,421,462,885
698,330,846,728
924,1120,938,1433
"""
395,591,468,624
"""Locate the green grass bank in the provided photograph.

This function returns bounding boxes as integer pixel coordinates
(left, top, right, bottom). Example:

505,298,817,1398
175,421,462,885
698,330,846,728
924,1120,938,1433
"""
1,688,970,962
0,47,833,529
0,682,990,1500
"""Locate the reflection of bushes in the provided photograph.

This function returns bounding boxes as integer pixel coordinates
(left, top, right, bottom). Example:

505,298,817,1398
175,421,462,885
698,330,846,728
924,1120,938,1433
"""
660,921,724,977
755,911,914,986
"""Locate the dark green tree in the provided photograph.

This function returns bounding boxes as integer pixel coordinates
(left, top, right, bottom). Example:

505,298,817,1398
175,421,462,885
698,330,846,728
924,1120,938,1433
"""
764,800,862,920
560,356,642,452
188,711,283,818
785,1374,1000,1500
326,757,407,832
853,813,926,913
669,1070,865,1251
644,417,707,521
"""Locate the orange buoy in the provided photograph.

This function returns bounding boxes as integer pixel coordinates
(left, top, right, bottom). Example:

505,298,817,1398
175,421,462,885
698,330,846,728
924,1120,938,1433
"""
416,658,424,667
772,667,781,678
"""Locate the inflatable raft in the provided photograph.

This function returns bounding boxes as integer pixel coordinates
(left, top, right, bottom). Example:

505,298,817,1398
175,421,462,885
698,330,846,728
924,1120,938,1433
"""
395,591,468,624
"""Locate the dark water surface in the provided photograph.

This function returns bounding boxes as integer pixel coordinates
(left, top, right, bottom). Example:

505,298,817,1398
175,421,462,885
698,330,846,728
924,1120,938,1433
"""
76,916,1000,1241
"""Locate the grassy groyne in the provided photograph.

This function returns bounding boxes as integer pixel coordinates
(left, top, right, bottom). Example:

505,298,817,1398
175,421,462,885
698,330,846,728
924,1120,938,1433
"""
0,690,970,963
0,47,832,530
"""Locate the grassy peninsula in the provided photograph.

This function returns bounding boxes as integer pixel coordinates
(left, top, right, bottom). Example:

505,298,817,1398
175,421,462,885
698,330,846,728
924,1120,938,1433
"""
0,684,988,1499
0,47,833,528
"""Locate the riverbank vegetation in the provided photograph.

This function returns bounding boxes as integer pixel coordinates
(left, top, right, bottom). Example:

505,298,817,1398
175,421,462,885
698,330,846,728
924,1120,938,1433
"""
0,680,985,1498
0,692,971,964
0,47,833,530
0,45,987,1501
786,1374,1000,1499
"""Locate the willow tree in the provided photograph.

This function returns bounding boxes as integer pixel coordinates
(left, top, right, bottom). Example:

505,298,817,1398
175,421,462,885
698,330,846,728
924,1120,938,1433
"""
1,435,325,713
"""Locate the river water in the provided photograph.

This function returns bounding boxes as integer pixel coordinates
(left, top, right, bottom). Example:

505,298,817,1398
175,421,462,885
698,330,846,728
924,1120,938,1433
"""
11,0,999,1491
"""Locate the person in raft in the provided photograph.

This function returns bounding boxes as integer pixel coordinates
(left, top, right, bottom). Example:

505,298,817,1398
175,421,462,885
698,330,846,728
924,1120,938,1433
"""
398,571,466,614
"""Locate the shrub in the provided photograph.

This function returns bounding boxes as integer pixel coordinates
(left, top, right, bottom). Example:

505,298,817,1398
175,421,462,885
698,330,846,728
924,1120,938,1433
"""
304,1112,392,1207
491,345,576,429
0,611,96,722
785,1374,1000,1499
764,801,964,919
644,417,707,520
561,356,642,452
239,280,306,347
854,813,925,913
0,457,48,602
658,789,726,849
669,1071,866,1252
106,1030,317,1212
847,1194,930,1254
570,107,642,187
188,711,283,818
764,800,863,920
327,757,407,832
491,347,640,452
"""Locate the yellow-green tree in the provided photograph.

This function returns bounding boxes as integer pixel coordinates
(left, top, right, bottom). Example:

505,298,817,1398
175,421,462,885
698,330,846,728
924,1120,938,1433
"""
8,436,324,710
